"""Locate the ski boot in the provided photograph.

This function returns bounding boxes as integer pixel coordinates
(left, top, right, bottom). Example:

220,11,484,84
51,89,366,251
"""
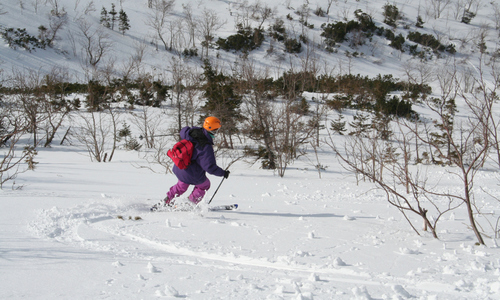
150,196,174,211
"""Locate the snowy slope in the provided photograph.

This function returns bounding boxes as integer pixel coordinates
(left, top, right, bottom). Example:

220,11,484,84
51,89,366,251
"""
0,0,496,81
0,134,498,299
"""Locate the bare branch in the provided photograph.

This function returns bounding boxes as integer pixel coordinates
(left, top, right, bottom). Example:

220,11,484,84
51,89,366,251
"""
77,18,113,69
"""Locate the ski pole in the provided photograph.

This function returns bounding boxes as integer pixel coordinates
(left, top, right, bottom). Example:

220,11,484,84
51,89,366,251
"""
208,176,225,205
138,134,169,140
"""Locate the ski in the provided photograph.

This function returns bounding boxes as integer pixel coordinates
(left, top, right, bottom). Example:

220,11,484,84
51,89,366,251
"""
208,204,238,211
150,202,238,212
150,202,192,212
117,215,142,220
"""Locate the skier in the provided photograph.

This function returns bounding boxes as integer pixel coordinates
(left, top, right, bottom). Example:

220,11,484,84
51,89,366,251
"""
151,116,230,211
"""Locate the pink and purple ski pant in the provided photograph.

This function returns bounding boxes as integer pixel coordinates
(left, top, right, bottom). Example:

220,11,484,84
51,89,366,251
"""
166,178,211,204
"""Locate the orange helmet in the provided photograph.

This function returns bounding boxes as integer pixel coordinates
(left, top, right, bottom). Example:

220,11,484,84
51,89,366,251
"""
203,116,221,132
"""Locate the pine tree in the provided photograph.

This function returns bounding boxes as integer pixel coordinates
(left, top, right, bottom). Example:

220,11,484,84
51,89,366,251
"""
349,112,371,137
416,15,424,28
371,113,392,141
201,59,242,148
109,3,117,30
330,114,347,135
37,25,48,47
100,7,110,28
118,9,130,35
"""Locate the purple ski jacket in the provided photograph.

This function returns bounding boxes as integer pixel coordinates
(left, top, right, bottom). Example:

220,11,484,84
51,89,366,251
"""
172,126,225,185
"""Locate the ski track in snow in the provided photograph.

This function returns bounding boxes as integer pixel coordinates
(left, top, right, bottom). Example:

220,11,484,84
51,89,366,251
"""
26,197,498,299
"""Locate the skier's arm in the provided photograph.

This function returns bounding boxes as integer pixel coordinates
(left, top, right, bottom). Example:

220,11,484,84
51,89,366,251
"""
197,145,225,177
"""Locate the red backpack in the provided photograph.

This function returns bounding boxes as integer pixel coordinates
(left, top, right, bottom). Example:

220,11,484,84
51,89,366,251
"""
167,139,194,169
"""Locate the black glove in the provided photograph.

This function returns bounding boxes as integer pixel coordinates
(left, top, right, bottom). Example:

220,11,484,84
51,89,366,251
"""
224,170,230,179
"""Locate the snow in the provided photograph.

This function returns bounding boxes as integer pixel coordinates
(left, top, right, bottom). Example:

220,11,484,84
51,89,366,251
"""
1,140,499,299
1,0,500,299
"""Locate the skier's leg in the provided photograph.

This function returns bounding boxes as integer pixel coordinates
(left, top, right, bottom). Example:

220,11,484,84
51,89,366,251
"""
188,178,211,204
151,181,191,211
166,180,190,204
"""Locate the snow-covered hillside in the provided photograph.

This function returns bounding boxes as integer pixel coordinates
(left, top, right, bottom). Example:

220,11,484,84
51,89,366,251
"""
0,0,497,81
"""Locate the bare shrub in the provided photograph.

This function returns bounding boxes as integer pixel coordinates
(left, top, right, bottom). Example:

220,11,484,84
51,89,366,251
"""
77,18,113,69
73,109,119,162
328,131,461,239
196,8,226,59
331,58,500,244
168,57,203,132
145,0,175,51
130,106,164,149
0,97,32,188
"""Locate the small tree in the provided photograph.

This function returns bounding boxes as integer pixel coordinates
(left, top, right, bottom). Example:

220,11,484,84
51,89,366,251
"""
382,4,401,27
46,2,68,47
182,3,197,49
118,9,130,35
331,60,497,245
109,3,117,30
170,57,188,132
325,0,334,21
241,63,316,177
461,9,476,24
41,67,72,147
272,98,315,177
167,58,202,133
130,106,163,149
330,113,347,135
85,79,111,111
12,69,48,147
416,15,424,28
146,0,175,51
329,126,461,239
455,54,500,243
77,18,113,69
0,101,31,188
427,0,452,19
106,107,120,162
349,112,371,137
201,60,242,148
100,7,110,28
139,136,173,174
74,106,120,163
74,111,111,162
196,8,226,59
